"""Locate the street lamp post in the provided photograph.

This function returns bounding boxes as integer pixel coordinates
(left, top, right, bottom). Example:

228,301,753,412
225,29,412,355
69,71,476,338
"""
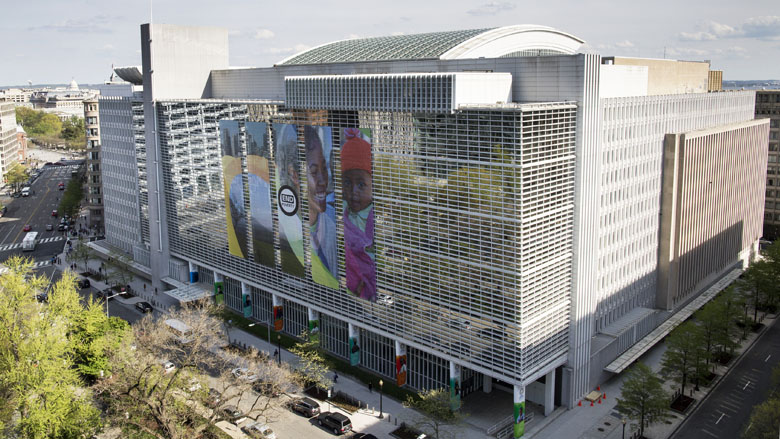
622,417,626,439
277,334,282,366
378,379,384,419
105,291,121,318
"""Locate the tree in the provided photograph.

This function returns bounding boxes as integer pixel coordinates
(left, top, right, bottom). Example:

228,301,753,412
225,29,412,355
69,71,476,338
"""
105,251,134,290
662,321,706,396
403,388,465,439
69,299,130,381
61,116,85,144
616,362,670,438
742,398,780,439
712,288,741,356
59,177,84,219
289,329,333,391
97,305,297,439
4,163,28,192
72,236,95,273
737,261,773,324
0,256,102,438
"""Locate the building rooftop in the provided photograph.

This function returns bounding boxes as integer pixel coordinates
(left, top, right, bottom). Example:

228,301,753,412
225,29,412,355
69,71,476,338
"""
278,24,584,65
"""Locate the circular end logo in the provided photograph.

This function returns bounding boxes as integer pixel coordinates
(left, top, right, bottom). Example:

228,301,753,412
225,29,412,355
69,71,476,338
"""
278,185,299,216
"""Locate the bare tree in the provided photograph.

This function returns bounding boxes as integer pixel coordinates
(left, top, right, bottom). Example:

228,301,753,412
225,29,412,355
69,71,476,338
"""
96,305,299,439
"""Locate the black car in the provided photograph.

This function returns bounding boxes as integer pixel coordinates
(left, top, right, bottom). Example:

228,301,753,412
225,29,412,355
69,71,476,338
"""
219,405,247,424
135,301,153,313
76,278,90,289
351,434,378,439
317,412,352,435
291,397,320,417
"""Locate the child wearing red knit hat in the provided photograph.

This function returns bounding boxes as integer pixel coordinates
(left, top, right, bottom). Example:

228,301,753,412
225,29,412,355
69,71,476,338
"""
341,128,376,302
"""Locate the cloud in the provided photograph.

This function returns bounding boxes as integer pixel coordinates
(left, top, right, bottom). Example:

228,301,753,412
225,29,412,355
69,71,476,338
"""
614,40,634,48
742,16,780,41
466,1,516,16
253,29,275,40
665,46,750,60
679,16,780,42
28,14,120,33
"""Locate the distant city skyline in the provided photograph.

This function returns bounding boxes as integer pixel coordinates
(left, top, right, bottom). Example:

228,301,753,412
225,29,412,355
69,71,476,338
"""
2,0,778,86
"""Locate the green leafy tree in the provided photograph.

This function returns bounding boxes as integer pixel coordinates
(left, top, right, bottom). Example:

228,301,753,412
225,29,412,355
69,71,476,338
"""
61,116,84,142
59,177,84,218
0,256,102,438
403,388,465,439
696,299,728,366
742,398,780,439
70,299,130,381
4,163,28,192
662,321,706,395
289,329,333,391
712,288,741,356
616,362,670,438
737,261,773,324
105,251,134,290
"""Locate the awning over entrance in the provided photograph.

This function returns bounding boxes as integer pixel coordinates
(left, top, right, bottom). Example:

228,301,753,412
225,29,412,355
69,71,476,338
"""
604,268,742,374
161,280,213,305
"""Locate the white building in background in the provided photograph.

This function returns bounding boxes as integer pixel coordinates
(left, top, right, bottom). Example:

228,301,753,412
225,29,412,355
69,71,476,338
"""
99,23,768,437
0,101,19,175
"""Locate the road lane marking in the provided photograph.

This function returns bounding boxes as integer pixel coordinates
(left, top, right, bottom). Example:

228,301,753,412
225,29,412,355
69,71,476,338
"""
701,428,719,438
766,355,772,362
743,381,750,390
715,413,725,425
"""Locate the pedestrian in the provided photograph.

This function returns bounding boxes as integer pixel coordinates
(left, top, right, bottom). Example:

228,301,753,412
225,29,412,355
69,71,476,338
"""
334,372,338,384
154,287,158,295
368,381,372,393
273,348,279,358
143,283,146,291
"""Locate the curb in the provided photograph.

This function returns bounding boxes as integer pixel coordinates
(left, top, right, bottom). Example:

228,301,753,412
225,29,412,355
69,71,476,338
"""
664,314,778,439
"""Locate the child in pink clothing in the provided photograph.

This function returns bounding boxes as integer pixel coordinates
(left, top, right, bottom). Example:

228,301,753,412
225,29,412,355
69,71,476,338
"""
341,128,376,302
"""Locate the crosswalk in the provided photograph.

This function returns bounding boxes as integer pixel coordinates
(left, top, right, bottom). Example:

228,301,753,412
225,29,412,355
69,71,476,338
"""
0,236,64,252
0,260,52,274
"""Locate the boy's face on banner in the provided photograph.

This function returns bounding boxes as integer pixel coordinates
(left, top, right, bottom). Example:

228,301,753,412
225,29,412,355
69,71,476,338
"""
307,136,328,216
343,169,372,213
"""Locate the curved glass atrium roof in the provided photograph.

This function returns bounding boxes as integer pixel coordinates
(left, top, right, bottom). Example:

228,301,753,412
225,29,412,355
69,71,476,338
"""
279,28,494,65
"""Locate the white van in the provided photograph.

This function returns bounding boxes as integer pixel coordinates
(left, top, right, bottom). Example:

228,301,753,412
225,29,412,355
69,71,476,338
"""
21,187,30,197
164,318,193,345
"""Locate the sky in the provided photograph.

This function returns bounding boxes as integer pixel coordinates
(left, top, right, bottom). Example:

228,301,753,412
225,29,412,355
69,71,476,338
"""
2,0,779,87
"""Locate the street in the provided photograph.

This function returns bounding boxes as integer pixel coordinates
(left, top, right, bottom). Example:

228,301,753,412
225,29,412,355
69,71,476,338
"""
670,316,780,439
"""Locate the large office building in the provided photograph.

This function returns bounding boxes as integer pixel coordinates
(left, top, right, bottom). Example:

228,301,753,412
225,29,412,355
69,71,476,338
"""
0,101,20,175
100,23,768,437
757,90,780,240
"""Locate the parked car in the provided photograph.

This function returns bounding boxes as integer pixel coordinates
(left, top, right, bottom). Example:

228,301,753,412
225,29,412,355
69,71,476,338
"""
23,225,31,232
219,405,247,425
45,224,53,231
76,278,90,289
135,301,153,313
317,412,352,435
351,434,379,439
291,397,320,417
231,367,258,382
57,224,66,231
242,422,276,439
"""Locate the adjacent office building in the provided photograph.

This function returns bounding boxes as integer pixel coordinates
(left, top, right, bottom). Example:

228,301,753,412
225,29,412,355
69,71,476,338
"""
757,90,780,240
100,23,768,437
0,101,19,175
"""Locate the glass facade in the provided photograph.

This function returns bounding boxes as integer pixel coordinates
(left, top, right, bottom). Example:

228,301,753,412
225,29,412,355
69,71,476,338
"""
155,97,577,387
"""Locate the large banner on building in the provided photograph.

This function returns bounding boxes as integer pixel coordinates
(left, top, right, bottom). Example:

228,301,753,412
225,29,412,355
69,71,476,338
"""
305,126,339,289
340,128,376,302
273,305,284,331
242,290,252,318
513,401,525,438
245,122,275,267
274,123,305,277
219,120,248,258
396,353,407,387
214,281,224,305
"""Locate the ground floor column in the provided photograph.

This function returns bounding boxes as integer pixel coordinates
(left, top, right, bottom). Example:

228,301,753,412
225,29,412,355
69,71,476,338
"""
307,308,319,335
272,294,283,331
395,341,407,386
449,361,461,410
544,370,555,416
348,323,360,366
483,374,492,393
240,282,252,318
513,385,526,438
214,273,224,304
188,261,197,283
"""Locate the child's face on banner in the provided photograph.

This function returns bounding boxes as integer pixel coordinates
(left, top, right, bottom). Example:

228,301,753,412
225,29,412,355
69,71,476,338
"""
343,169,372,213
